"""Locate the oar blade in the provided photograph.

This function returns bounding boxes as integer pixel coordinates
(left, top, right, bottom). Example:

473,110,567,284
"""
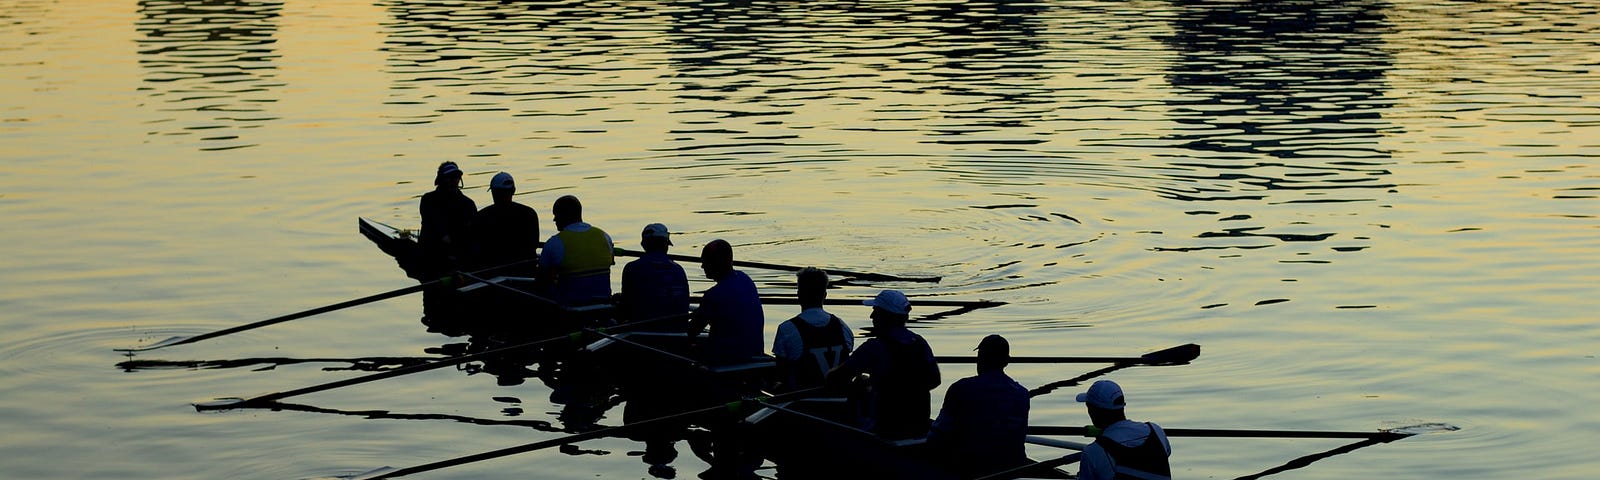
349,466,397,480
1139,343,1200,365
192,397,248,411
115,335,191,353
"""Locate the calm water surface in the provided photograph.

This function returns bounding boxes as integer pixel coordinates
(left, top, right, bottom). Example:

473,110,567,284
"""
2,0,1597,478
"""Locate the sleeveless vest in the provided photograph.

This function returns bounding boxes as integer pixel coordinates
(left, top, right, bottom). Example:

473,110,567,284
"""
1094,423,1172,480
785,314,850,387
555,227,614,278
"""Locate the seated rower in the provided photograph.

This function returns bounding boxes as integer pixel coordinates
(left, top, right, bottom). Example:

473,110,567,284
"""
929,334,1029,477
686,239,764,366
618,223,690,331
538,195,615,307
1076,380,1172,480
771,267,853,391
470,172,540,276
683,239,765,480
827,290,940,440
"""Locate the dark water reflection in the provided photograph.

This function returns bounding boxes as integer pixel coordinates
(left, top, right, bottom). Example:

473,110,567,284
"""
1158,0,1397,201
136,0,282,151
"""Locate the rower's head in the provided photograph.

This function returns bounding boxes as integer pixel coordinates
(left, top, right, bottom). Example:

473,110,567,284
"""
975,334,1010,372
865,289,911,331
435,161,464,188
553,195,583,230
488,172,516,203
1078,380,1129,428
797,267,829,308
701,239,734,280
641,223,673,253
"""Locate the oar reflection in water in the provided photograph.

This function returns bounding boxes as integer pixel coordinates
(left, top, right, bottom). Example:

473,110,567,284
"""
116,355,437,373
348,388,826,480
249,400,566,433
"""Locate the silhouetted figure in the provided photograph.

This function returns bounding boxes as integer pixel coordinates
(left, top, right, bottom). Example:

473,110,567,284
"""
772,267,852,391
617,223,694,477
930,334,1029,477
1076,380,1172,480
827,290,940,440
471,172,539,276
686,239,764,366
415,161,477,330
619,223,691,331
538,195,615,307
683,239,765,480
419,161,476,278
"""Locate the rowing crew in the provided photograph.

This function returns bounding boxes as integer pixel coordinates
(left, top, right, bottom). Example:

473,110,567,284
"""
421,163,1170,479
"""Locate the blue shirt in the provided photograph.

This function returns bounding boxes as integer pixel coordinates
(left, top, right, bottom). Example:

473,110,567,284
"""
620,251,690,331
930,369,1030,475
690,270,764,365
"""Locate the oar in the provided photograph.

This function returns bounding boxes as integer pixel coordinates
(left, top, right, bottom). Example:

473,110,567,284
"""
938,343,1200,365
583,328,704,369
1020,344,1201,398
971,452,1083,480
116,259,537,353
350,388,825,480
612,247,940,283
1026,425,1413,442
194,311,692,411
1233,436,1403,480
116,355,436,372
1025,436,1087,451
739,296,1005,309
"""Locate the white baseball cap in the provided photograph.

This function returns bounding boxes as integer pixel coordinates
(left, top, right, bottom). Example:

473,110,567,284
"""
1076,380,1126,410
863,289,911,315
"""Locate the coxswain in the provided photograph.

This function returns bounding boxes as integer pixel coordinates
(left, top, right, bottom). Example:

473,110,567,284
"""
929,334,1029,477
418,161,476,278
1075,380,1172,480
827,289,940,440
771,267,853,391
537,195,615,307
